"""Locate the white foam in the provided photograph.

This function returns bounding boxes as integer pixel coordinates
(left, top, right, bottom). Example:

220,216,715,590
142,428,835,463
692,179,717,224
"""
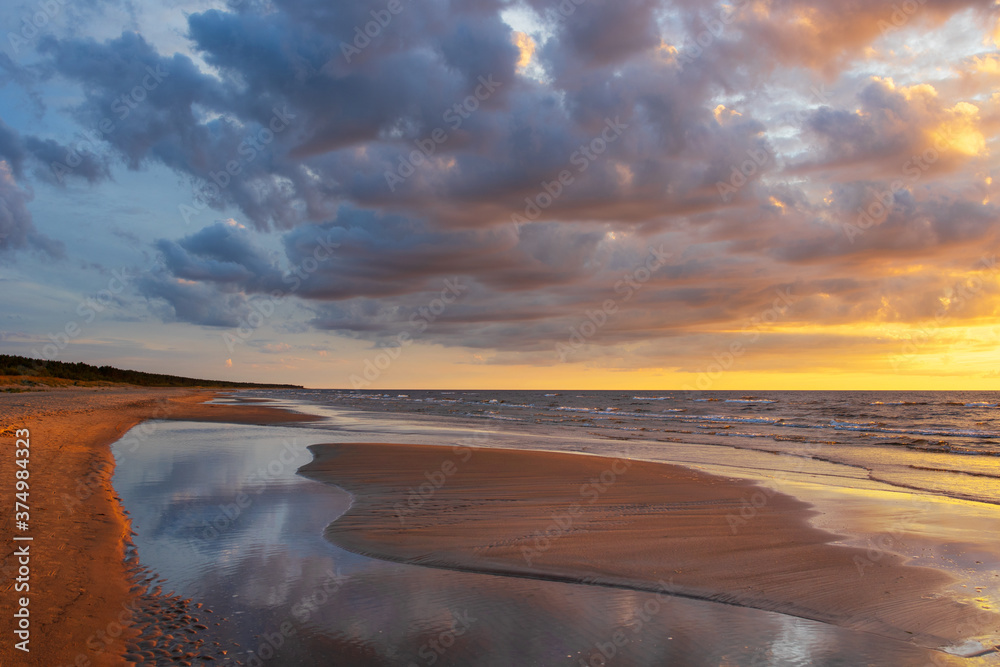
940,640,999,658
830,419,999,439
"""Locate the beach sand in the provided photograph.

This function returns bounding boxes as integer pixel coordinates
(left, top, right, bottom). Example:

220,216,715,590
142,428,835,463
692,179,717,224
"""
0,387,316,666
300,442,1000,655
3,388,997,665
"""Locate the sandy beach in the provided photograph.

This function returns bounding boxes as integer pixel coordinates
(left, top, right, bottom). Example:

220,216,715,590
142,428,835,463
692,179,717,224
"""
0,387,316,666
2,388,998,665
300,442,1000,654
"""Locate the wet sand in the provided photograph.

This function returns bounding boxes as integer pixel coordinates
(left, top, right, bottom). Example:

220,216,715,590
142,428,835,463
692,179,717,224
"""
300,442,1000,654
3,388,998,665
0,387,316,666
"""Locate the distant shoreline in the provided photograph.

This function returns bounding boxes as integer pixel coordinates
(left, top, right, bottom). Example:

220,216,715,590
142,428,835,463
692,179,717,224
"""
0,354,303,389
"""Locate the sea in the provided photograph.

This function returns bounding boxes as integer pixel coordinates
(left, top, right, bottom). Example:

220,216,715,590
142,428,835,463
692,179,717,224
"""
108,390,1000,666
251,389,1000,505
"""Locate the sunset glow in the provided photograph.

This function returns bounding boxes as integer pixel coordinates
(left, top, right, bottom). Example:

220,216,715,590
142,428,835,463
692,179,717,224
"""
1,0,999,389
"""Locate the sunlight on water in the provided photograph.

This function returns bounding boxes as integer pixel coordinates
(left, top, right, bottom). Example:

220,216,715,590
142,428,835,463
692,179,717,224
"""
107,415,992,666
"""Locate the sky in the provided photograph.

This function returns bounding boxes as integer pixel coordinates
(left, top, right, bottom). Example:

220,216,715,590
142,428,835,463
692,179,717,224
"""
2,0,1000,390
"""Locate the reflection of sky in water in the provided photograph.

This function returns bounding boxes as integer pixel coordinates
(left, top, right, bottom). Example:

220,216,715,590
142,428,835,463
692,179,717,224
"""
111,419,961,666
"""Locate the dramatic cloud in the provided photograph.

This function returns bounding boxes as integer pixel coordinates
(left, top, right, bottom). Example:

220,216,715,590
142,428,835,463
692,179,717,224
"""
0,161,64,258
2,0,999,385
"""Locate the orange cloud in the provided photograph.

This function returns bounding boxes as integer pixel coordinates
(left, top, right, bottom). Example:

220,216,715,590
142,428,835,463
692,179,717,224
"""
512,31,535,70
932,102,987,157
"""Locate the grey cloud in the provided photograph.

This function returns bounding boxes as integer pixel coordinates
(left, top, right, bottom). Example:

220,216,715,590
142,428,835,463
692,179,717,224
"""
0,158,64,258
138,269,250,328
0,117,110,185
12,0,1000,362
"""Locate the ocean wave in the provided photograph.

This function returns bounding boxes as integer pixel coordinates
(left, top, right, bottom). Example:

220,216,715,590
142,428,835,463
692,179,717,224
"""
906,443,1000,456
909,465,1000,479
550,407,688,420
831,419,1000,439
469,412,524,421
868,475,1000,505
480,401,536,409
573,411,784,425
691,415,784,425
